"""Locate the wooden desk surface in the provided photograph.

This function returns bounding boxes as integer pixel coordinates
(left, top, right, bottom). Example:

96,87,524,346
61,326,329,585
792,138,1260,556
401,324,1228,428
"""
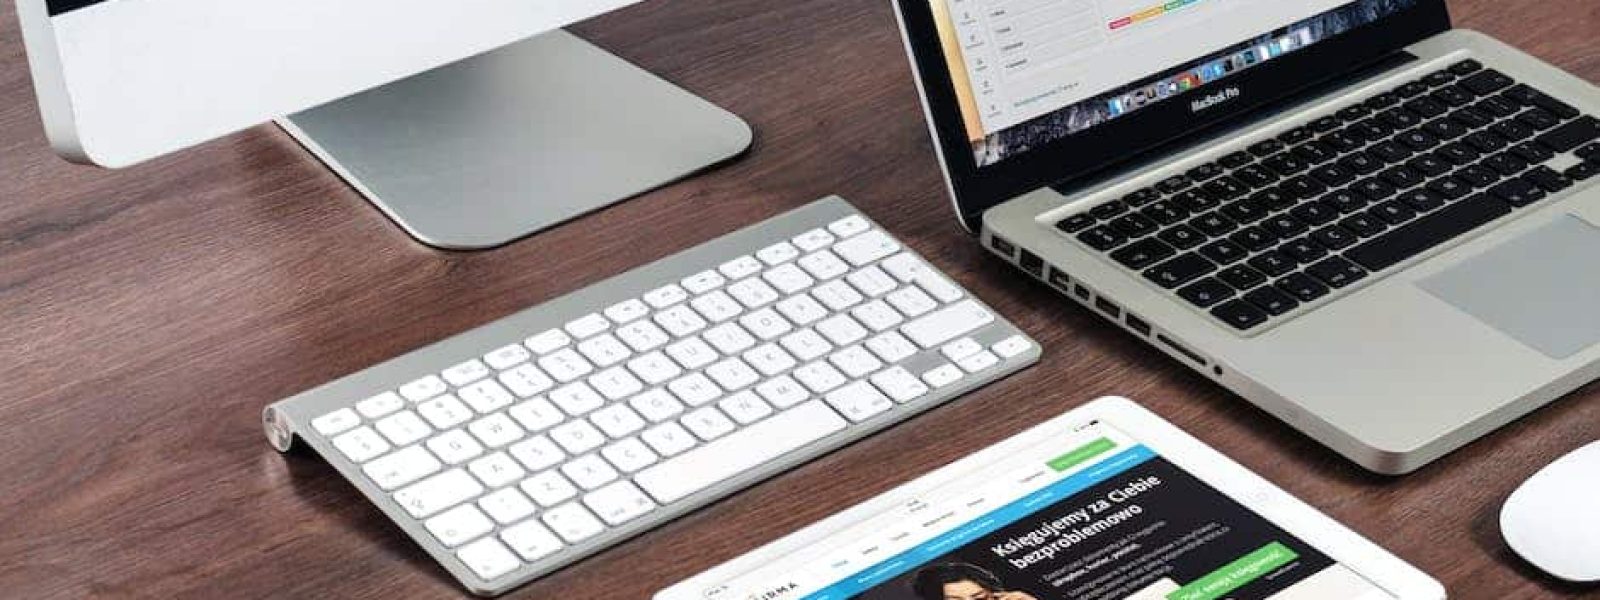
2,1,1597,598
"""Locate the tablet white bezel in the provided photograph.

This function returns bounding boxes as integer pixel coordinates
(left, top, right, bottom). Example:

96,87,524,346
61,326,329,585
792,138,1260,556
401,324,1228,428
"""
655,397,1445,600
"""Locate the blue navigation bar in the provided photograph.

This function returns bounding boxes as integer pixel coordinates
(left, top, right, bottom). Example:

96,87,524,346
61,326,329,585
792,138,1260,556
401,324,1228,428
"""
800,444,1157,600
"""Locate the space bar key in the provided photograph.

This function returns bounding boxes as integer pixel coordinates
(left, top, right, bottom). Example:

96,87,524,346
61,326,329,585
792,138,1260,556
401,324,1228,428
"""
633,401,848,504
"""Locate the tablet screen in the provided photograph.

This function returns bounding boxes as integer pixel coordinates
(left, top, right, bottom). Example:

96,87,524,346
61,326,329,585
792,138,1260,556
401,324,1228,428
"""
710,421,1396,600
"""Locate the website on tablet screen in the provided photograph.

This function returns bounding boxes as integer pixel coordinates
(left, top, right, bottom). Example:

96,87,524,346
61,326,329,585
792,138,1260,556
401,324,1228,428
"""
712,422,1395,600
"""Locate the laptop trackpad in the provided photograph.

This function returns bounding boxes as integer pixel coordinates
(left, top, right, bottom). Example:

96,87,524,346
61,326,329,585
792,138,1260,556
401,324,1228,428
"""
1420,215,1600,359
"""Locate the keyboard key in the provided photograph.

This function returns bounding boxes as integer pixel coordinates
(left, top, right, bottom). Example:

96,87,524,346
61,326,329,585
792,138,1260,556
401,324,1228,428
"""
395,468,484,519
1197,240,1247,265
467,452,525,488
1244,286,1299,316
825,380,893,422
400,375,448,402
717,256,764,281
1280,238,1327,264
1248,251,1296,277
1157,225,1207,250
1109,213,1159,237
1110,238,1175,270
480,488,538,526
560,454,619,490
603,298,651,324
832,230,900,266
521,471,578,507
1277,273,1330,303
1489,178,1547,207
502,364,560,401
1340,214,1387,237
828,215,871,238
601,438,660,473
1144,254,1216,289
1189,212,1237,237
1306,257,1367,288
458,379,517,413
1460,69,1512,95
500,519,563,561
418,395,474,430
1055,214,1096,233
1229,226,1276,252
1178,278,1234,308
542,503,605,544
1090,200,1129,220
640,423,697,458
1218,265,1267,290
871,366,931,403
1346,195,1511,271
425,504,495,548
313,408,361,436
756,241,801,266
457,537,520,580
549,420,606,454
1537,116,1600,153
957,350,1000,373
428,429,485,465
1211,300,1268,331
1311,225,1359,250
634,400,847,503
443,359,492,387
899,300,993,348
508,436,566,471
583,481,657,526
364,445,442,490
377,410,434,447
355,392,406,420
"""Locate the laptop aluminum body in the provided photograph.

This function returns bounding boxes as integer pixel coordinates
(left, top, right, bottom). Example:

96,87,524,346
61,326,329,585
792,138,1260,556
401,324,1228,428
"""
891,0,1600,473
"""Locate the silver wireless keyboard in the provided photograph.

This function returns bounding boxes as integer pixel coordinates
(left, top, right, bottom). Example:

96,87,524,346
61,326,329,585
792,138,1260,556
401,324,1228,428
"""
263,196,1039,596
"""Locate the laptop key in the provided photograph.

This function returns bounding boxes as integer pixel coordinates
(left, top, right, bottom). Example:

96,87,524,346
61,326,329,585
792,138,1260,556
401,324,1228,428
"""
1157,225,1207,250
1175,189,1222,211
1475,95,1521,118
1435,142,1481,165
1248,139,1286,157
1310,164,1356,187
1280,238,1327,264
1345,194,1512,271
1395,81,1430,99
1509,142,1555,164
1189,212,1237,237
1424,118,1470,140
1263,154,1309,176
1111,238,1177,270
1157,174,1193,194
1293,141,1338,164
1535,116,1600,153
1263,215,1309,239
1489,178,1546,207
1178,278,1235,309
1233,164,1279,187
1055,214,1097,233
1124,187,1162,207
1463,131,1508,153
1218,265,1267,291
1422,70,1456,87
1324,189,1368,213
1380,165,1425,189
1198,240,1247,265
1090,200,1129,219
1339,151,1383,175
1277,273,1330,303
1145,254,1217,289
1567,162,1600,181
1289,201,1338,226
1431,85,1474,108
1321,130,1363,153
1306,257,1367,289
1186,162,1224,182
1491,119,1535,142
1211,300,1268,330
1449,59,1483,76
1515,109,1561,132
1457,164,1502,188
1244,286,1299,316
1218,151,1254,169
1370,201,1417,225
1481,152,1528,176
1460,69,1514,95
1504,84,1581,120
1078,226,1126,251
1369,140,1413,163
1220,200,1267,224
1579,142,1600,161
1280,176,1327,200
1366,92,1401,110
1523,166,1573,193
1110,213,1159,237
1339,214,1387,237
1353,177,1398,201
1397,129,1440,151
1450,106,1494,129
1248,251,1296,276
1230,226,1277,252
1398,189,1447,212
1311,225,1359,250
1142,201,1189,225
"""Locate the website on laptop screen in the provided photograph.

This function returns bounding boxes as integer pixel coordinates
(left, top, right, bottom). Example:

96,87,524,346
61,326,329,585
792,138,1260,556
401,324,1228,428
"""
711,421,1396,600
928,0,1420,167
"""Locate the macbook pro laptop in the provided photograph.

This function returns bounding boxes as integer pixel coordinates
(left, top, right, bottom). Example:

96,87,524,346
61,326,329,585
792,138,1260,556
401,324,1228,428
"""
889,0,1600,474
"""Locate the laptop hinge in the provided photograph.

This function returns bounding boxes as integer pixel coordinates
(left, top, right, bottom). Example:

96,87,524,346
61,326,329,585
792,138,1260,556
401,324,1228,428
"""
1048,50,1419,198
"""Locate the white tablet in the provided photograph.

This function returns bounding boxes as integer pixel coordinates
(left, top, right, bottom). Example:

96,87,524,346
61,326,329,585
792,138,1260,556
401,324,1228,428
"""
656,397,1444,600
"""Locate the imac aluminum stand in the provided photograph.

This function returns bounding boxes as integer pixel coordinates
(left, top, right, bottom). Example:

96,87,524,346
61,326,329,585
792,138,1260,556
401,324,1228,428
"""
278,30,753,249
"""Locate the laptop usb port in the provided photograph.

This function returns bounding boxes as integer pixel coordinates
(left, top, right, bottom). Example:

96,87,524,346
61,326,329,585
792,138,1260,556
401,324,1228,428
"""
1047,268,1072,292
1094,296,1121,319
1017,249,1044,277
1125,313,1151,337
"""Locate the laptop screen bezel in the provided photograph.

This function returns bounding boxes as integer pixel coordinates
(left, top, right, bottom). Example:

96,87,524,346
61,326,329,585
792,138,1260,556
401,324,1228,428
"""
893,0,1453,230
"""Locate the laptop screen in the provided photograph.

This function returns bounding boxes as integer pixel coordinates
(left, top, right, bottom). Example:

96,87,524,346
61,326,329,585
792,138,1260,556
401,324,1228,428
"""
932,0,1422,168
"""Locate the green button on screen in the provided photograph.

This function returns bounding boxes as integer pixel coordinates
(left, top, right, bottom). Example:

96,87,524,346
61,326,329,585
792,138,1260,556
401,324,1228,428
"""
1046,437,1116,472
1167,541,1300,600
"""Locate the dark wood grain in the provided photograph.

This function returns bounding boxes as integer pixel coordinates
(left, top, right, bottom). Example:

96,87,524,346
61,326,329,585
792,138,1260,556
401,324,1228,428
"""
1,1,1597,598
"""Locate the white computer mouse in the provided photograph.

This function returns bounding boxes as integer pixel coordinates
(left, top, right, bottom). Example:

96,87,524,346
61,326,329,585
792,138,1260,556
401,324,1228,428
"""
1500,441,1600,583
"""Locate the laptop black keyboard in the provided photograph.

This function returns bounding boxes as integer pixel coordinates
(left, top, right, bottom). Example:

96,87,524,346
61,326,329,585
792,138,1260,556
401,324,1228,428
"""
1055,59,1600,332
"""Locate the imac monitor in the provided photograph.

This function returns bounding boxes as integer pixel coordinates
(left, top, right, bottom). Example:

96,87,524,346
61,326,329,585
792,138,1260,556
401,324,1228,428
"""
14,0,754,248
